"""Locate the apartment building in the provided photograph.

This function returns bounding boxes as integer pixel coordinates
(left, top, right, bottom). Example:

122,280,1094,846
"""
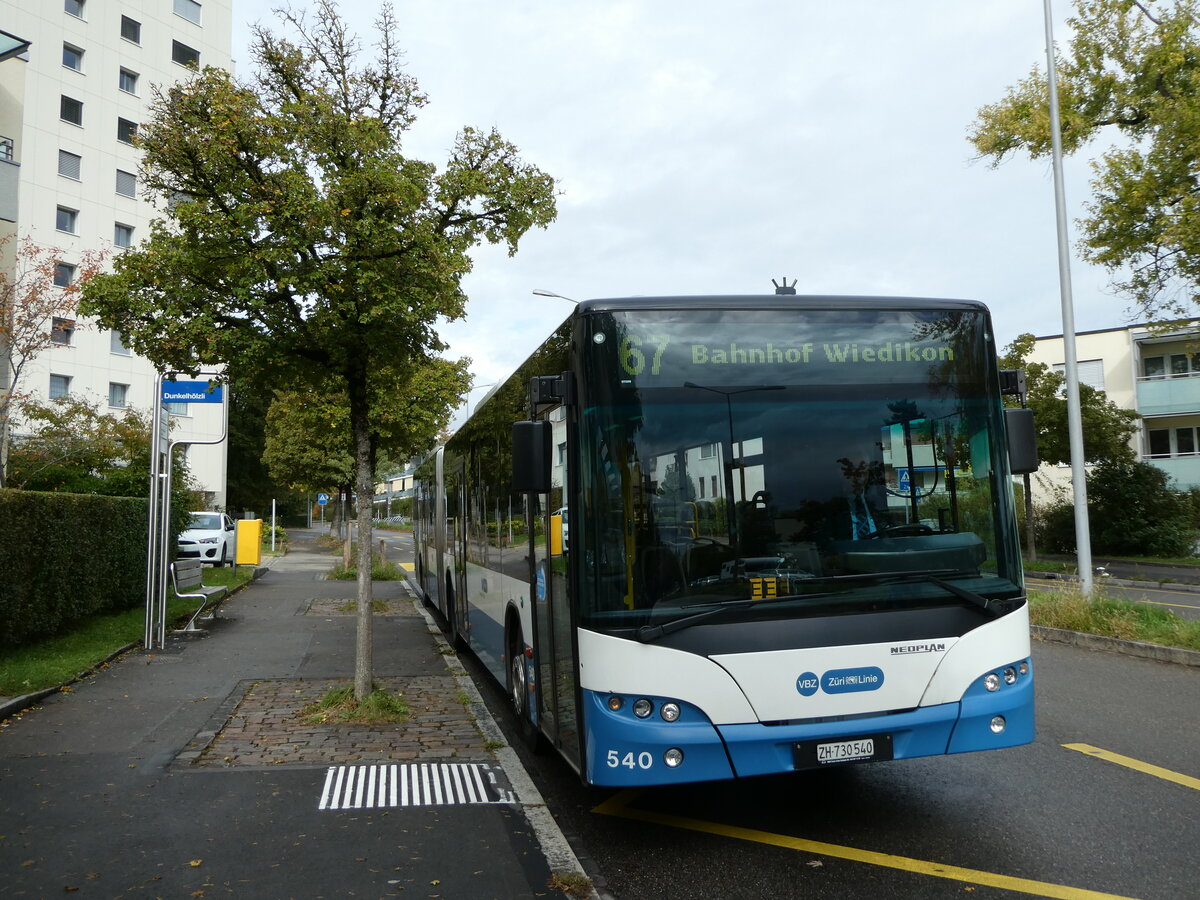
1028,322,1200,493
0,1,233,506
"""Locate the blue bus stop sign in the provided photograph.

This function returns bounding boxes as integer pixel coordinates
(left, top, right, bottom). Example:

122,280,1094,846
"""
317,493,329,506
162,380,223,404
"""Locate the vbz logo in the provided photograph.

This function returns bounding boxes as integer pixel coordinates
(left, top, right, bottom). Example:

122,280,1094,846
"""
796,671,820,696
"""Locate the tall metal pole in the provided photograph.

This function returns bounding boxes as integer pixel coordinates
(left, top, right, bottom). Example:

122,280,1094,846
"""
1044,0,1094,595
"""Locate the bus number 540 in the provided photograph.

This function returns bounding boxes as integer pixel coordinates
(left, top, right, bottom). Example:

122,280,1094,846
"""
607,750,654,769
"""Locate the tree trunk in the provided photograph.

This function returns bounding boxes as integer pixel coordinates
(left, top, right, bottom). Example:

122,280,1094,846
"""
1023,472,1037,563
349,384,376,702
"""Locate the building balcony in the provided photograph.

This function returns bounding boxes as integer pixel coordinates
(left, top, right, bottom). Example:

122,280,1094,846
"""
1144,454,1200,491
0,143,17,224
1136,374,1200,416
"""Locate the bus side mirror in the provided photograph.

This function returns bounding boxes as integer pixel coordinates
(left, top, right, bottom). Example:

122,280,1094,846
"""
512,420,552,493
1005,408,1039,475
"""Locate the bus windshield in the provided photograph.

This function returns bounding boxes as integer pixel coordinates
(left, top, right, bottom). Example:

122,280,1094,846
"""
574,305,1023,636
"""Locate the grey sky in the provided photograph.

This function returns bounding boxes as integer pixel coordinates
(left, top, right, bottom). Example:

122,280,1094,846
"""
232,1,1125,409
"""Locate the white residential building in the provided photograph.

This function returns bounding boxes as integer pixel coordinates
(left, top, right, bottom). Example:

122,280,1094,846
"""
0,1,233,507
1028,322,1200,495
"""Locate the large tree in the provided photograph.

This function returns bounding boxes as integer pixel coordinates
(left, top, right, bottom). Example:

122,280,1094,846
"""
80,2,557,698
971,0,1200,317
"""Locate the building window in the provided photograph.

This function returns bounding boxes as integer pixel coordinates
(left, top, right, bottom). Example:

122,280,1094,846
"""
56,206,78,233
1147,426,1200,458
174,0,202,24
1053,359,1106,393
1143,352,1200,378
121,15,141,44
166,401,189,416
699,442,716,459
114,223,134,248
51,317,75,345
117,118,138,145
108,383,129,408
64,0,85,19
50,374,71,399
116,169,137,198
1178,428,1196,456
0,137,13,162
57,150,82,180
119,68,138,94
110,329,131,355
172,41,200,68
60,95,83,125
62,43,84,72
54,262,75,287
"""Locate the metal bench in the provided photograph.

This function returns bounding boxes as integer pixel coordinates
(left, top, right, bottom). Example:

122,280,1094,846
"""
170,558,229,633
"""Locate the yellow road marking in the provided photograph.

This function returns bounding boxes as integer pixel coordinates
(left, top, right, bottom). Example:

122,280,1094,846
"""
1132,597,1200,611
592,789,1140,900
1064,743,1200,791
399,562,415,572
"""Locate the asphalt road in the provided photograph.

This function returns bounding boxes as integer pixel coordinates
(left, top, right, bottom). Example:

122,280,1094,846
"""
471,636,1199,900
417,530,1199,900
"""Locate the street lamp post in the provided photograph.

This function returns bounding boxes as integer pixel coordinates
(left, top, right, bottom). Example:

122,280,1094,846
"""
532,289,577,303
1043,0,1094,595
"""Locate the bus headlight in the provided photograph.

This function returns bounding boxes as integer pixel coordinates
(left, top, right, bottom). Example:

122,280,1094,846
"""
984,673,1001,692
990,716,1007,734
633,698,653,718
1004,666,1018,685
660,702,681,722
606,695,624,712
664,748,684,768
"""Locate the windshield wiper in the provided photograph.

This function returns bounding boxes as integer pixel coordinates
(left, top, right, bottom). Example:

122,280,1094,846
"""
805,569,1006,614
635,591,837,643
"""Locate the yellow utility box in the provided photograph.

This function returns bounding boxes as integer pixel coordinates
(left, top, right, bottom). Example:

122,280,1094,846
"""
235,519,262,566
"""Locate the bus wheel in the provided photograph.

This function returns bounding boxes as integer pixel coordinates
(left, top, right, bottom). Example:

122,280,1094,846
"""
506,621,540,749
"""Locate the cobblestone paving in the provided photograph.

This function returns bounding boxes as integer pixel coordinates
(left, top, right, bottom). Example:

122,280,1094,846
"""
186,675,490,768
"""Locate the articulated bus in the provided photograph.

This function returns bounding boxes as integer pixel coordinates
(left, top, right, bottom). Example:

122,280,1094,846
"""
414,293,1039,787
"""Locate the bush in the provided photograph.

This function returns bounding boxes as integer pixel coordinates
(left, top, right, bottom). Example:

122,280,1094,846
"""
1035,459,1197,558
0,489,148,647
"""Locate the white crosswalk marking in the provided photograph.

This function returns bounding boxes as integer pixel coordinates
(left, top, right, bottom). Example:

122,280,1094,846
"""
318,763,515,809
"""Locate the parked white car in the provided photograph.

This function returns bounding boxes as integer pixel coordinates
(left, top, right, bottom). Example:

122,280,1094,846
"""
177,512,236,567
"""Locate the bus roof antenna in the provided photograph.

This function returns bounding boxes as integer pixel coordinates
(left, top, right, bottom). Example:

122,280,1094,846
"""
772,277,797,295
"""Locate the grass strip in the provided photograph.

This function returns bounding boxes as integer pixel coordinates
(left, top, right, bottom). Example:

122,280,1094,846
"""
1029,586,1200,652
0,566,253,697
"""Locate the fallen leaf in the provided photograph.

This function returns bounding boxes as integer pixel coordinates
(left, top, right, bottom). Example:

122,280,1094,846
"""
806,860,824,868
189,859,203,867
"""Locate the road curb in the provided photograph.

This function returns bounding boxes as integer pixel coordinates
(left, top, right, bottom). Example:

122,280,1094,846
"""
1031,624,1200,667
406,588,606,900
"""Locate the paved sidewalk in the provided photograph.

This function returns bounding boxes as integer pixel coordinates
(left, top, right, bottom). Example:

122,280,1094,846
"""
0,532,596,899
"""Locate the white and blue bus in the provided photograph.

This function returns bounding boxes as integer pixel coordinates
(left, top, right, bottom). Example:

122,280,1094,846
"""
414,293,1039,787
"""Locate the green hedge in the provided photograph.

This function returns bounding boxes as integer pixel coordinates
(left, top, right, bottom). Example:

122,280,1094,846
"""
0,490,148,647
